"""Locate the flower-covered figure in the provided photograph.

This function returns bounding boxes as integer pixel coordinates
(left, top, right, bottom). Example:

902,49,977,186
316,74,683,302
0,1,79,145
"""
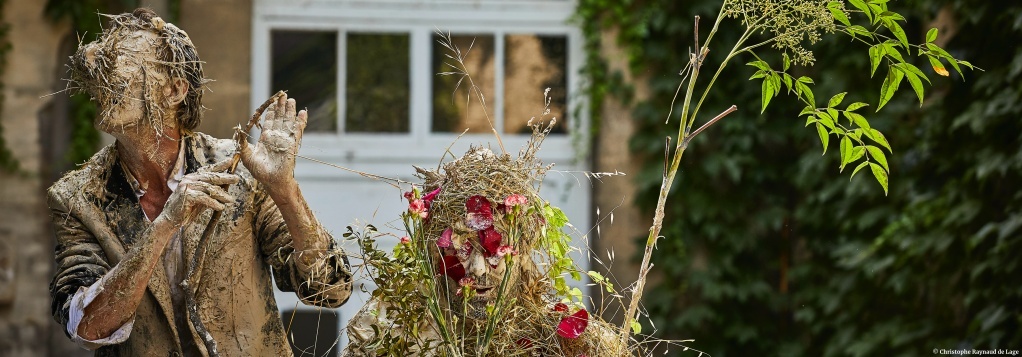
343,125,625,356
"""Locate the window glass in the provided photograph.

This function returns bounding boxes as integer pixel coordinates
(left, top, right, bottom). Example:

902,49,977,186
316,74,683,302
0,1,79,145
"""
431,34,495,133
504,34,568,134
271,30,338,132
346,33,411,133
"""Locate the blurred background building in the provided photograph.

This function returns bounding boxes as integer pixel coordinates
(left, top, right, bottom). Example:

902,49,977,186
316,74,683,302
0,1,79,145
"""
2,0,1019,356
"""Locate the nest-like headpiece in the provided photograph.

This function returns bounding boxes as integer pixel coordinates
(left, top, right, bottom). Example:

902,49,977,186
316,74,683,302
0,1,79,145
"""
69,8,208,131
416,139,551,253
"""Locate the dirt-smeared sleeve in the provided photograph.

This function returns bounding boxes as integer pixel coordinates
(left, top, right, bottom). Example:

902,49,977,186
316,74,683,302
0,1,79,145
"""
47,188,112,337
252,182,352,308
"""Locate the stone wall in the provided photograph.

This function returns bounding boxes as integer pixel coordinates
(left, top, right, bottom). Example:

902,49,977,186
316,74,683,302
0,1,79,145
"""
181,0,253,139
592,26,653,324
0,0,85,355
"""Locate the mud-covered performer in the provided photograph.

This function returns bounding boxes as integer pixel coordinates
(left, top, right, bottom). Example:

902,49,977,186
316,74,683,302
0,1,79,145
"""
47,8,352,356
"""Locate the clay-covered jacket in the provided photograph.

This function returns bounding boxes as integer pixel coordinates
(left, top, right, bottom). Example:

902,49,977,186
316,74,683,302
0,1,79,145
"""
48,132,352,356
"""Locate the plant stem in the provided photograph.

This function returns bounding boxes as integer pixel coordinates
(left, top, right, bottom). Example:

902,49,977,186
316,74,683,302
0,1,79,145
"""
618,7,747,347
684,105,739,146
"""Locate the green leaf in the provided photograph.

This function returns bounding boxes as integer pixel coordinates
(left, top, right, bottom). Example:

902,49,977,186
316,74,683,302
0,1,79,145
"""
846,25,873,39
867,128,892,152
783,52,791,71
800,105,817,117
870,162,889,195
840,136,854,171
882,41,905,62
926,27,938,43
829,92,847,108
877,67,904,111
749,70,768,80
866,145,889,172
630,320,642,334
817,111,836,130
868,3,884,23
925,43,952,58
928,55,950,77
828,1,851,26
850,161,870,180
797,76,815,84
796,79,815,106
844,111,871,132
927,43,963,76
761,77,776,113
847,128,863,141
894,62,930,84
849,146,866,163
868,45,883,77
877,10,905,22
816,123,830,155
849,0,872,23
827,108,840,124
902,68,925,106
783,73,794,91
846,102,869,112
747,60,770,72
958,60,975,70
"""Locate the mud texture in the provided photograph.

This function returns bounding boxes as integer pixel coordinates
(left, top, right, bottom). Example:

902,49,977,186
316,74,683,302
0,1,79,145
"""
49,133,352,356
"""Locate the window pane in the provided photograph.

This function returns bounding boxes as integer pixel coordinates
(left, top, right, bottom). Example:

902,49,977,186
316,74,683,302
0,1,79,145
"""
504,34,568,134
346,33,410,133
272,30,338,132
432,34,495,133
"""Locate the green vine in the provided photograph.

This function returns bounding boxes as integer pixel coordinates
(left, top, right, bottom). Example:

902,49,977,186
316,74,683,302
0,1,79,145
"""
0,0,18,173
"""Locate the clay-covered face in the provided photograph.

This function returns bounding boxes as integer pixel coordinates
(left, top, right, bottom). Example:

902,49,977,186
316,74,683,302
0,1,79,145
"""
74,29,170,134
439,226,522,320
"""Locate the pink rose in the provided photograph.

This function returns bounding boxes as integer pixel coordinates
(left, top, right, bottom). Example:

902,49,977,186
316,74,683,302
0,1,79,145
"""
504,194,528,207
409,199,428,219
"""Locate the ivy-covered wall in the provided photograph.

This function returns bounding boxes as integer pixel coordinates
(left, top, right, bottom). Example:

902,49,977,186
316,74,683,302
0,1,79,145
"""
578,0,1021,355
0,0,17,172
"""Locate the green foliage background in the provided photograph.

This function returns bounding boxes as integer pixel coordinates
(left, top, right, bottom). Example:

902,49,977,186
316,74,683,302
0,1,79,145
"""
578,0,1021,355
0,0,17,172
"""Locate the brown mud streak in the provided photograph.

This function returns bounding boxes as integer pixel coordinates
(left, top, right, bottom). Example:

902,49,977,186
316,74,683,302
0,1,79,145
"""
181,91,285,357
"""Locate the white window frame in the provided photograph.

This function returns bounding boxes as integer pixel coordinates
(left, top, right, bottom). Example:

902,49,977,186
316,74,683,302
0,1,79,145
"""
252,0,588,176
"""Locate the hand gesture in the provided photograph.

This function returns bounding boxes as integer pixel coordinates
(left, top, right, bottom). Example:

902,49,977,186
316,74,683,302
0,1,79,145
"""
158,170,239,225
240,92,307,188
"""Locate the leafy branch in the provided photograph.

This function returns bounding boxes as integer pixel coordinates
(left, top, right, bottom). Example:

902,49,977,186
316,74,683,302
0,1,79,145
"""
618,0,974,347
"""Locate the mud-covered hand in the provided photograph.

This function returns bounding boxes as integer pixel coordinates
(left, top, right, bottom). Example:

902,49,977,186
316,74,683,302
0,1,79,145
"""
240,92,307,188
158,171,239,225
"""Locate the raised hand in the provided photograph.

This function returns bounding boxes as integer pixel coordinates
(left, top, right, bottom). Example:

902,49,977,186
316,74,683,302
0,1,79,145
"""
240,92,307,188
